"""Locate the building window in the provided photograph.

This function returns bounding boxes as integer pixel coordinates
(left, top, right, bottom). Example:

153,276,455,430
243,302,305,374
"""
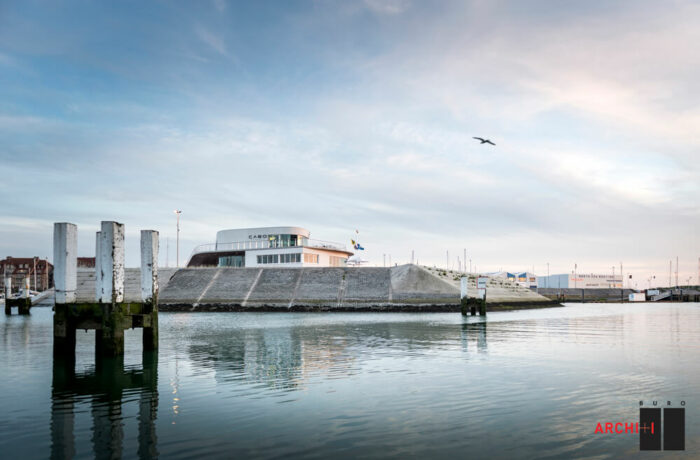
303,253,319,264
329,256,346,267
219,255,244,267
256,254,280,264
279,253,301,264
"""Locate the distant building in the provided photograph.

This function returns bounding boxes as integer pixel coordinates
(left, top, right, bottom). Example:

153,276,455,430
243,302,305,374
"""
0,257,53,292
537,273,623,289
489,271,538,288
187,226,353,268
77,257,96,268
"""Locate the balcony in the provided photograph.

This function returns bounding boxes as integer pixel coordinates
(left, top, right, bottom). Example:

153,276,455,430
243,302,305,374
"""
188,238,349,261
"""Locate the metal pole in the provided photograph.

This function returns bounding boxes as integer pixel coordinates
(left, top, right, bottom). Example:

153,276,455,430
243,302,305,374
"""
547,262,549,288
676,256,679,288
33,257,37,292
174,210,182,268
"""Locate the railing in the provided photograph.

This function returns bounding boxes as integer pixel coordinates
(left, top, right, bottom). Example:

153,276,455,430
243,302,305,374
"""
189,238,348,259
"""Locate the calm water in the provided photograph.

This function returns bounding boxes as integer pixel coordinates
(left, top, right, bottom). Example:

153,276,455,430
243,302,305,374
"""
1,304,699,459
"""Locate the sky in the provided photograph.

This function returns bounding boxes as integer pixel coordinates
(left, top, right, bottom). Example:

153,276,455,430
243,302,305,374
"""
0,0,698,287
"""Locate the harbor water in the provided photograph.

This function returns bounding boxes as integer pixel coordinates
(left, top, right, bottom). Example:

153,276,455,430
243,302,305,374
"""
1,303,698,458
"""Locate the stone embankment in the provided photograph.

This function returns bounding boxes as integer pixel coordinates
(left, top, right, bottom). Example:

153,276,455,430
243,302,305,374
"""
156,264,558,311
40,265,559,311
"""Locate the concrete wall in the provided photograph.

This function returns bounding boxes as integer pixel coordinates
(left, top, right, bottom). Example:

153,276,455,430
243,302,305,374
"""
156,265,558,311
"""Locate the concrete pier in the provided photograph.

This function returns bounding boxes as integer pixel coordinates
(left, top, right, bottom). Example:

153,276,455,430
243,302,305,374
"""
53,221,160,359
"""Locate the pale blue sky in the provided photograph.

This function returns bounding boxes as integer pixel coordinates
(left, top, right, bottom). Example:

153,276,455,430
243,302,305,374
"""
1,0,698,285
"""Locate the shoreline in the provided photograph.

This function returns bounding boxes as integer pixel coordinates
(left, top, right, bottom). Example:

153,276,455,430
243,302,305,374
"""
158,300,563,312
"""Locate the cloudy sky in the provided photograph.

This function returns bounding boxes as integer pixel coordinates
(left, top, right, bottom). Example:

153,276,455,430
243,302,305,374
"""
0,0,698,286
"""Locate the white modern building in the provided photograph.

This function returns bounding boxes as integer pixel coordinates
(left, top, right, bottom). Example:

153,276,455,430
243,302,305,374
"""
537,273,623,289
187,226,353,268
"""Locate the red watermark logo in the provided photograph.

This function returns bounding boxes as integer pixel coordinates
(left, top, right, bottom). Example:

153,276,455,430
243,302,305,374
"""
594,401,685,451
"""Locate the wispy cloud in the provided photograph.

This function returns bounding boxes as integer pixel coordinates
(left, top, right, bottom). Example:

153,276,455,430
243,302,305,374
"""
363,0,409,15
195,24,227,55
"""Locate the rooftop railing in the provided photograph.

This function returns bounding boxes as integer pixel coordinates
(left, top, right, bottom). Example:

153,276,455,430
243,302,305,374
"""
189,238,349,260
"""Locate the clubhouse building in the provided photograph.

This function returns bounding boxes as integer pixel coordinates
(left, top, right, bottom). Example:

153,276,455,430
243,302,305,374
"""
187,226,353,268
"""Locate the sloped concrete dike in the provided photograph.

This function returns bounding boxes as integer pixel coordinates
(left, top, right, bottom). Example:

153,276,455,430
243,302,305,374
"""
154,264,559,312
73,264,558,311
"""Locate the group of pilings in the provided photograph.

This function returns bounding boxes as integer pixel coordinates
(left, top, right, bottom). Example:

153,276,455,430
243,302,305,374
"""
53,221,160,359
460,276,487,316
4,274,32,315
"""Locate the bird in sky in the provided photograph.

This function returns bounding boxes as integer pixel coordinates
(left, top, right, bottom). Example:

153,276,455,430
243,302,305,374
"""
473,137,495,145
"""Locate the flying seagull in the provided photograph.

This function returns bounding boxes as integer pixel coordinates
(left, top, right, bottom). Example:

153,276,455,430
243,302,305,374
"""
473,137,495,145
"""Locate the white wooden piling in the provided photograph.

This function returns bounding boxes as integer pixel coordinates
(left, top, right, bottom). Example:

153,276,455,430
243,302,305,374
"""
98,221,125,304
53,223,77,304
140,230,159,303
460,276,468,300
24,276,30,298
95,231,102,302
4,276,11,299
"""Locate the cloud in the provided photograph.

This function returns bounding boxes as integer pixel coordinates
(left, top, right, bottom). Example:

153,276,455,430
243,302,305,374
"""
195,24,227,55
363,0,409,15
213,0,226,13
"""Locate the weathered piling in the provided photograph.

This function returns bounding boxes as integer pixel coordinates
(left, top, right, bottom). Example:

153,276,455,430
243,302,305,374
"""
459,276,487,316
4,275,12,315
140,230,159,351
460,277,469,316
53,223,78,355
95,221,126,356
53,221,160,359
4,276,32,314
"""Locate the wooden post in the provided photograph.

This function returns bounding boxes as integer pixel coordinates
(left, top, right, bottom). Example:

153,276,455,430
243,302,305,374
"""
54,223,77,304
95,231,102,302
140,230,159,350
53,223,78,356
96,221,126,357
460,276,468,316
18,275,31,314
4,276,10,315
479,294,487,315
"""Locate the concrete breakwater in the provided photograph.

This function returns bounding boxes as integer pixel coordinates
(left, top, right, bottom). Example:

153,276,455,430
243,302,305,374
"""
74,264,557,311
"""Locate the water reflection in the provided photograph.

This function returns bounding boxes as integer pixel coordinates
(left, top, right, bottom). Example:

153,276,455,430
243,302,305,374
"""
461,320,488,353
51,352,159,459
186,319,490,391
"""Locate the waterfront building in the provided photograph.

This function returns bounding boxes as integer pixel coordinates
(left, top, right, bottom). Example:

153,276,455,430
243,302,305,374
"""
537,273,623,289
489,271,538,288
187,226,353,268
0,256,53,292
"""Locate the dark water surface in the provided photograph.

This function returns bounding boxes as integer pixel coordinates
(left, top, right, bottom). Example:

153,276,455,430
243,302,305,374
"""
1,303,698,459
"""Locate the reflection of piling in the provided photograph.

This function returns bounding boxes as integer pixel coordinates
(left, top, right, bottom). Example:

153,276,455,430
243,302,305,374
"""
51,351,159,460
53,221,159,359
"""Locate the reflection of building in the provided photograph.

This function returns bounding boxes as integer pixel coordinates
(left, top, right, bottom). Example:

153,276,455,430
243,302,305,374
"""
537,273,623,289
187,226,353,268
0,256,53,292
